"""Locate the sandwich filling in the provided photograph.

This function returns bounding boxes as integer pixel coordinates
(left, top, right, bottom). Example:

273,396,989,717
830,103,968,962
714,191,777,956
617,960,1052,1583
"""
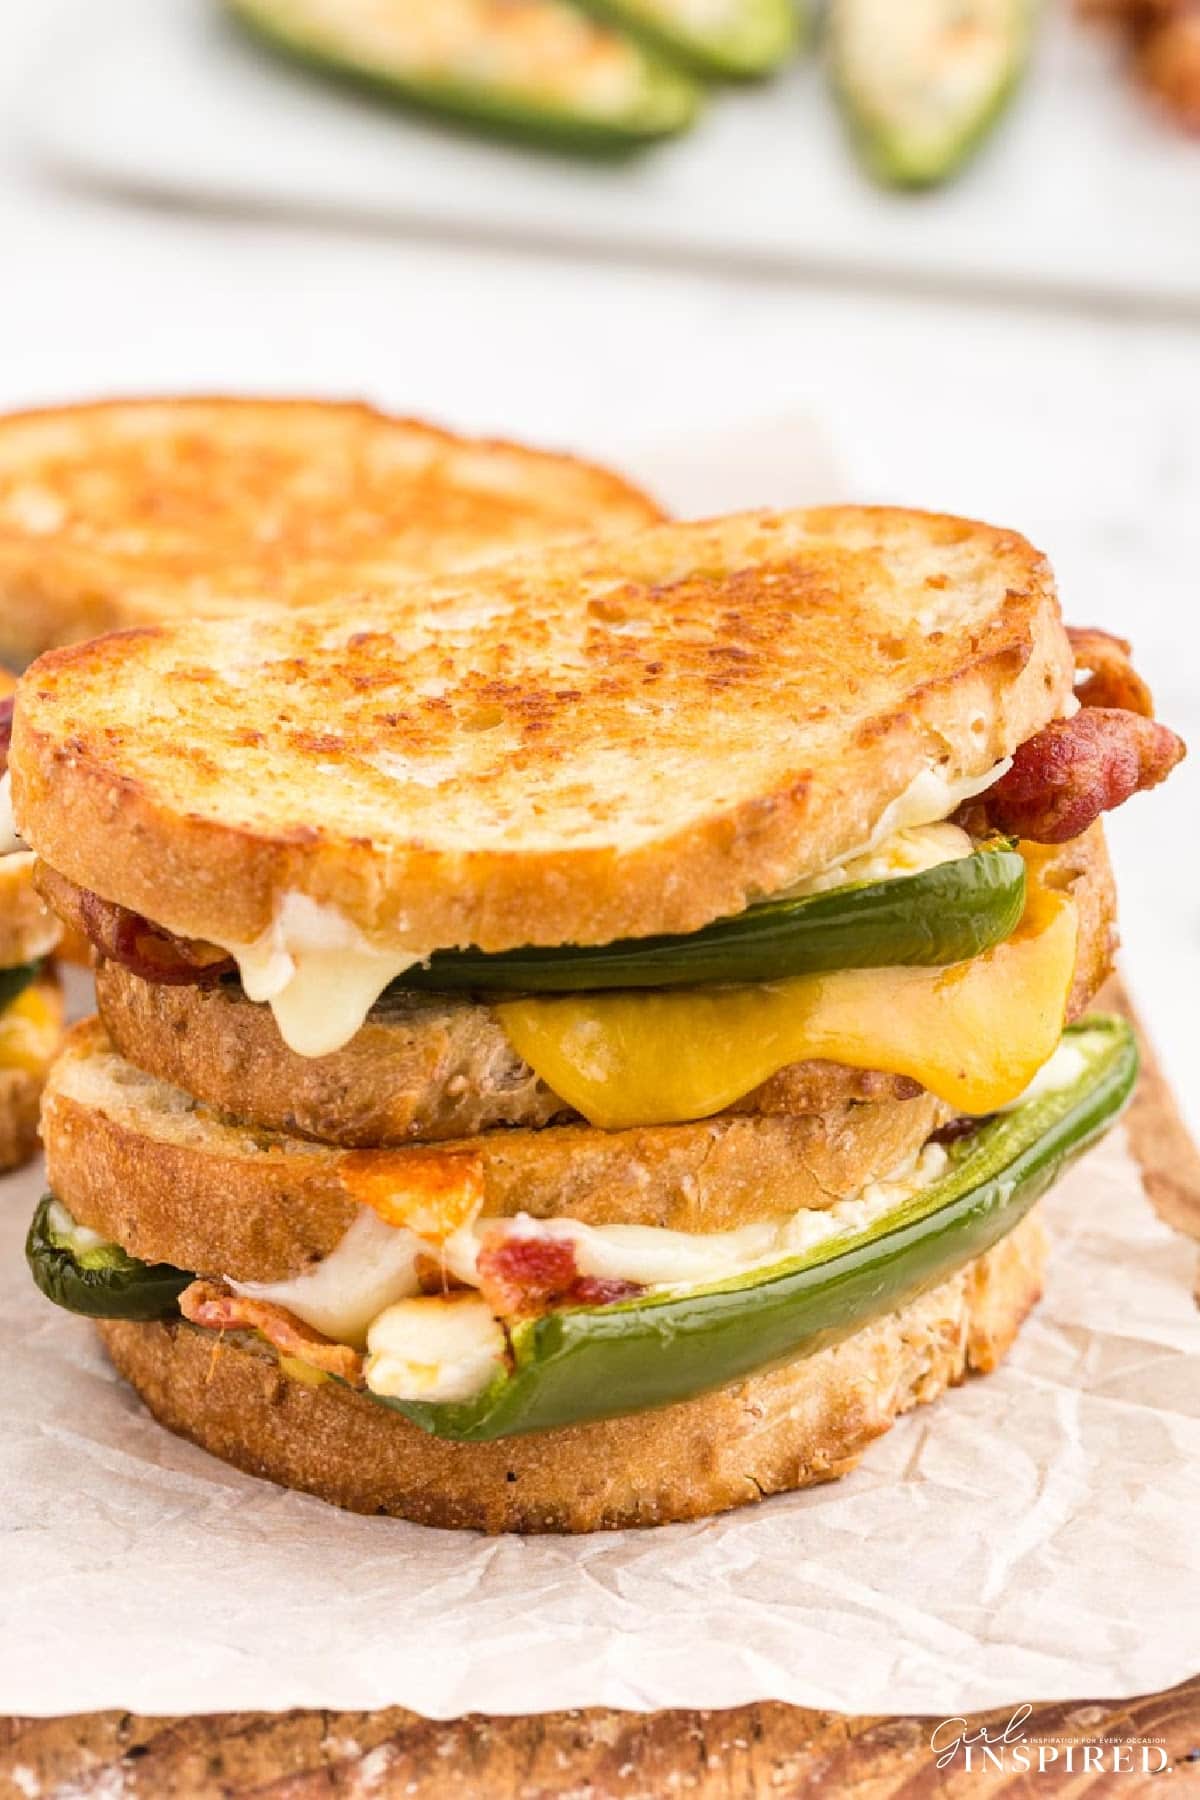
28,1018,1140,1433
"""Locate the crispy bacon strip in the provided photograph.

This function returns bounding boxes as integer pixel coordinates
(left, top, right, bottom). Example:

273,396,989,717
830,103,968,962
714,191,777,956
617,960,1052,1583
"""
982,708,1186,843
476,1234,643,1318
73,887,234,986
0,695,12,779
1067,626,1155,716
179,1279,364,1384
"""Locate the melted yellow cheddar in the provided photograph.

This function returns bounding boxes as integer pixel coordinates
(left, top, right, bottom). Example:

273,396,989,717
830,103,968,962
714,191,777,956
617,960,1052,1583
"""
498,871,1078,1128
0,982,62,1076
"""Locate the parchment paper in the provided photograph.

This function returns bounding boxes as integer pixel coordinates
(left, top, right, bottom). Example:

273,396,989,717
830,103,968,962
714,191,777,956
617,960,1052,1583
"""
3,1124,1200,1718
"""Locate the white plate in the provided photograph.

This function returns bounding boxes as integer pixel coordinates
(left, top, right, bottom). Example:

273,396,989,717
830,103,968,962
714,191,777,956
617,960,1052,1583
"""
25,0,1200,314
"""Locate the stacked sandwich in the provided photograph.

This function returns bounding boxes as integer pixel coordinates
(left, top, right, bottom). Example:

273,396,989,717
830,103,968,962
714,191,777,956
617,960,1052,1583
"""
0,671,62,1170
0,396,662,664
13,507,1184,1532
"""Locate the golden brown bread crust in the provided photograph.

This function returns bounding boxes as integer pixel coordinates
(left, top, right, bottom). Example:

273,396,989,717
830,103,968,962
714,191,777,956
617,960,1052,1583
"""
13,507,1073,954
95,1207,1048,1532
43,1019,948,1280
87,824,1118,1147
0,397,663,665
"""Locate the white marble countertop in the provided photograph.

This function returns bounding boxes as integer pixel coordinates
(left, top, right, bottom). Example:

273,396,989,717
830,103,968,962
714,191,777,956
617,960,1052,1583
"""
4,1,1198,1134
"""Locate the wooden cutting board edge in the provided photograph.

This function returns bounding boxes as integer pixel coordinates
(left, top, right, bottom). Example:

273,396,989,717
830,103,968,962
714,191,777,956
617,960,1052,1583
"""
3,974,1198,1799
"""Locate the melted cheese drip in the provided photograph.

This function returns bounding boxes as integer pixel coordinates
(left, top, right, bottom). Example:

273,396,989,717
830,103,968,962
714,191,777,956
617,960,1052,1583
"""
232,1208,421,1348
499,861,1078,1127
221,893,423,1058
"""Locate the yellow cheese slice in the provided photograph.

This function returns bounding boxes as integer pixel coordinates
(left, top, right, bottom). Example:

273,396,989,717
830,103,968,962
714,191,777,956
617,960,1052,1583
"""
497,872,1078,1128
0,981,63,1076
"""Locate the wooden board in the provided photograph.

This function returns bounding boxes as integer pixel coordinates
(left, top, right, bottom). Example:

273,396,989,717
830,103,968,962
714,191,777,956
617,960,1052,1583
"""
3,977,1197,1798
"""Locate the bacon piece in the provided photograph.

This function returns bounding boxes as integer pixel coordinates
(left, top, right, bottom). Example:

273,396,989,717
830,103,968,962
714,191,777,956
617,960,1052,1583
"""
1068,626,1155,716
76,888,234,986
569,1276,645,1307
476,1234,644,1317
0,695,12,779
982,708,1186,843
179,1279,364,1384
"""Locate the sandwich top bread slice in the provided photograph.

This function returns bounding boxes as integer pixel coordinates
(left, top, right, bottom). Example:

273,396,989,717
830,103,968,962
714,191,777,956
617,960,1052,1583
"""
0,397,663,665
12,506,1072,987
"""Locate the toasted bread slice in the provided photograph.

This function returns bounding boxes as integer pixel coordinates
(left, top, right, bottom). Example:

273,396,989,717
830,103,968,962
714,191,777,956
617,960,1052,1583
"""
96,1206,1047,1531
0,967,64,1172
14,507,1072,958
90,823,1116,1146
43,1018,947,1281
0,397,663,664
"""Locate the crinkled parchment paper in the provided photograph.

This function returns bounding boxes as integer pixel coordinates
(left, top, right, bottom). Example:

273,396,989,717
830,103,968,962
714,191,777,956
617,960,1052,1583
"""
3,1126,1199,1718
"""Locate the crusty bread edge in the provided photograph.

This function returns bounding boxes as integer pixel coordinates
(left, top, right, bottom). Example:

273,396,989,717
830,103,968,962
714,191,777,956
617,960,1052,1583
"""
0,395,664,664
13,509,1074,951
95,1206,1048,1533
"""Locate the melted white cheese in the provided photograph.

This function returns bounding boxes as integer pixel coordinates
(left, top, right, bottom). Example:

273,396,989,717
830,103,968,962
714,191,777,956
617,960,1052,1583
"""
473,1141,949,1291
785,820,974,899
220,893,425,1058
231,1207,422,1347
365,1295,507,1404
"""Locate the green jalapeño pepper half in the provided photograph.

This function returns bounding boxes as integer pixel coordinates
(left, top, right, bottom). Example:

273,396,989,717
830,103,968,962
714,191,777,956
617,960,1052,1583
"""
0,960,40,1012
399,843,1026,993
830,0,1035,189
29,1020,1135,1439
579,0,801,81
26,1196,192,1321
385,1016,1135,1439
225,0,702,153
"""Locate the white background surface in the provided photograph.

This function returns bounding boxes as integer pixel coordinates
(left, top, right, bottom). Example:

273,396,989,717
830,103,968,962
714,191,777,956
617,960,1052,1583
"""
2,0,1199,1137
